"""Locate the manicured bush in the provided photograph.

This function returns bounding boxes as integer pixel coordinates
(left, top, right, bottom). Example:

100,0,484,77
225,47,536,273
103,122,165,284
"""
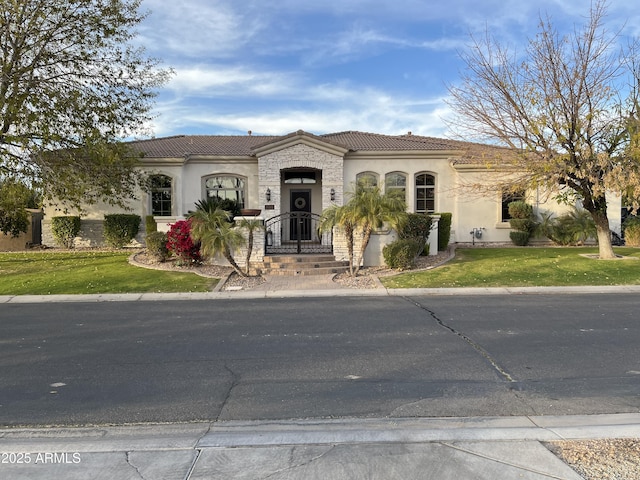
51,216,81,248
145,231,169,261
103,214,141,248
383,238,424,270
509,218,535,233
398,213,432,241
145,215,157,233
509,231,530,246
508,201,533,220
166,219,201,264
435,212,452,251
623,216,640,247
508,201,534,245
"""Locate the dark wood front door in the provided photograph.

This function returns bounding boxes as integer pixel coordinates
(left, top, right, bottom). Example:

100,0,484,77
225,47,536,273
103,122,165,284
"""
290,190,311,240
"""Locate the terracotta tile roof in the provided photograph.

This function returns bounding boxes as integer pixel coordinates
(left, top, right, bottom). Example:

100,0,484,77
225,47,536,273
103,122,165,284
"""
129,135,281,158
128,131,471,158
323,131,465,151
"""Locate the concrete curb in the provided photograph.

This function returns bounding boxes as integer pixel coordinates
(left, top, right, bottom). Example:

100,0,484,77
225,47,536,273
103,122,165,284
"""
2,414,639,451
3,285,640,303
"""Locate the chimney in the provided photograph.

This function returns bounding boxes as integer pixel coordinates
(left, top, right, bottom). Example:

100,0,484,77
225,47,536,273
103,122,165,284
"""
248,130,252,136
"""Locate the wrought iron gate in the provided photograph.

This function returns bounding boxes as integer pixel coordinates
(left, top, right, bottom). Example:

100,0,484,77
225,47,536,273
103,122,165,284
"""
264,212,332,254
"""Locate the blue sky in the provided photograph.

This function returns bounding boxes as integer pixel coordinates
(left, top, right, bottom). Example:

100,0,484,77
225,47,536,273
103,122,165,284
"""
136,0,639,139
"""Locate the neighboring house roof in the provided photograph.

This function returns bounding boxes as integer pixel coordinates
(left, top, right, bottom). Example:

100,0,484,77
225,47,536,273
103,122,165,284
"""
129,130,469,159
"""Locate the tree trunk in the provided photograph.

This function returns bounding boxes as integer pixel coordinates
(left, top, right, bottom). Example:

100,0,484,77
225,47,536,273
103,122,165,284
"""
592,209,616,259
353,224,373,277
244,230,253,276
344,223,355,276
224,246,247,277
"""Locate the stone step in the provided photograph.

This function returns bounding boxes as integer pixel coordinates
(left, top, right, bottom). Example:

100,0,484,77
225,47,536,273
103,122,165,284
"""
263,254,339,264
263,265,349,276
261,254,349,276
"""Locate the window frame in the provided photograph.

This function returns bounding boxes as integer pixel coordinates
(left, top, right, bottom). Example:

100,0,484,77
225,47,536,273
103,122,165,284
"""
501,189,526,222
356,171,379,189
149,174,173,217
415,172,436,213
203,174,246,209
385,171,407,201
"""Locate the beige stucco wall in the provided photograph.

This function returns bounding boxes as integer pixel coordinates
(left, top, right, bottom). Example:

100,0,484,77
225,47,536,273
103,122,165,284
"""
40,139,625,255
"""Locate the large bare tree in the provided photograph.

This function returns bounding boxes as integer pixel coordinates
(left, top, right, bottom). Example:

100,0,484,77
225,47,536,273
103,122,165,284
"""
447,1,640,259
0,0,172,210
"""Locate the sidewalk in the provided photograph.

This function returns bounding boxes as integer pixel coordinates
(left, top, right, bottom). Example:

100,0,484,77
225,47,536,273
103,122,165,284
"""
1,414,639,479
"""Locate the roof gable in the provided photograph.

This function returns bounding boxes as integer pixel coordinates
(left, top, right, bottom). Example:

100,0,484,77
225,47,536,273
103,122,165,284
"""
251,130,350,157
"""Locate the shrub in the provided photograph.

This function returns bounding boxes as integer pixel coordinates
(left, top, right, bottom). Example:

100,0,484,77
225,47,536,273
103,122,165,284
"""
509,218,535,233
508,201,533,219
509,231,530,246
435,212,452,251
145,215,157,233
103,214,141,248
398,213,432,241
383,238,424,270
623,217,640,247
145,231,169,261
508,201,534,245
51,216,81,248
166,219,201,264
537,208,596,246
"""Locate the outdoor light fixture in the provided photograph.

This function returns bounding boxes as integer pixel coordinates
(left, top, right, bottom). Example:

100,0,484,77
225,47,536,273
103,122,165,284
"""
266,188,271,201
330,188,335,201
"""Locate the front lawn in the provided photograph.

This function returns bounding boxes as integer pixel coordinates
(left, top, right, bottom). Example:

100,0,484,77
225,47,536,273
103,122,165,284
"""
0,251,216,295
380,247,640,289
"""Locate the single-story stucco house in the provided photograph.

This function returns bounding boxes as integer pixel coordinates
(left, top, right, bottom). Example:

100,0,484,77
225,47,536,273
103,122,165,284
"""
42,130,623,270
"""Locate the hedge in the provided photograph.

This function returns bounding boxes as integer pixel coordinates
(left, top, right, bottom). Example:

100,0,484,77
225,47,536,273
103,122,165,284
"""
103,214,141,248
435,212,452,251
383,238,424,270
51,216,81,248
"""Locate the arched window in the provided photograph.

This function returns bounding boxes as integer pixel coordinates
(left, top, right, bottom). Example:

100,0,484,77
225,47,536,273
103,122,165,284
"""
415,173,436,213
204,175,245,208
356,171,379,189
149,174,172,216
385,172,407,200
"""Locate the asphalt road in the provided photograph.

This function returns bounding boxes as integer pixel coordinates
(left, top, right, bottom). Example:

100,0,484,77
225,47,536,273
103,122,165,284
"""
1,294,639,427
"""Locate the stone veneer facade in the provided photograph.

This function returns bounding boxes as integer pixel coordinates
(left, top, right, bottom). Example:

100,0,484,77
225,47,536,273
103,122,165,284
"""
257,143,344,221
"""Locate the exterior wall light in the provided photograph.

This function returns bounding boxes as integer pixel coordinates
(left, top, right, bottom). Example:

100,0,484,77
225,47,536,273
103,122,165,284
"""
266,188,271,202
330,188,335,201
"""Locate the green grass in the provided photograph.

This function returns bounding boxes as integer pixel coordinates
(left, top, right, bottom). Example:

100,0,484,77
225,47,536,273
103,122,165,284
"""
380,247,640,289
0,251,216,295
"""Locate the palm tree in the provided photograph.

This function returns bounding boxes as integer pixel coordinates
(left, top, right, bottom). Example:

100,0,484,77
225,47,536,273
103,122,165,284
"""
349,184,407,276
319,203,356,275
320,182,407,276
237,217,264,276
188,207,247,277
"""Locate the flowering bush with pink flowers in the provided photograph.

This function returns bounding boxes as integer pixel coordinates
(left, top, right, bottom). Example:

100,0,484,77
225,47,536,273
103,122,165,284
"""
166,220,201,264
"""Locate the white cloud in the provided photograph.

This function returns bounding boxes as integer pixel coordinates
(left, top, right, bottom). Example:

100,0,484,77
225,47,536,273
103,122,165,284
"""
139,0,262,58
166,65,302,98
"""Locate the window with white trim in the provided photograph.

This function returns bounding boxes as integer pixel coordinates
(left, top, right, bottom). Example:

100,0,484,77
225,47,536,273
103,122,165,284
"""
415,173,436,213
356,171,379,189
204,175,245,208
385,172,407,200
150,174,172,216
